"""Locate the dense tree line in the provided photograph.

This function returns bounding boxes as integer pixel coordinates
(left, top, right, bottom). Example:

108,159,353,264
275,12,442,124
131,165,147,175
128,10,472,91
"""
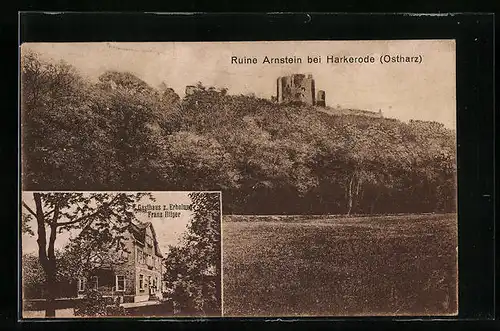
21,52,456,215
163,192,221,315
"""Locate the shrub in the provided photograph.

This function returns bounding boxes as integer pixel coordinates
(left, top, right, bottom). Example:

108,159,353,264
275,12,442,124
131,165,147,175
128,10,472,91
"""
74,289,128,317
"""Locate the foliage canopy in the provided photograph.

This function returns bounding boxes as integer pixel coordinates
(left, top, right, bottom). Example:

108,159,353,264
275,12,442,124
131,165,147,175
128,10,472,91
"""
21,52,456,215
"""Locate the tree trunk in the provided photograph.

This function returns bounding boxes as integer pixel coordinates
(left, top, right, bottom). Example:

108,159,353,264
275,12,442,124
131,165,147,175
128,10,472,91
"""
346,174,355,216
45,269,57,317
45,221,58,317
33,193,52,317
32,193,60,318
370,190,380,214
354,176,361,214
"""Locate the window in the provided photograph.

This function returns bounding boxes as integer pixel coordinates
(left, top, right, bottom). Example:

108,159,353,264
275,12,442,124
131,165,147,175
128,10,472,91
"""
116,275,125,291
78,278,85,292
137,248,144,264
119,250,129,261
92,276,98,289
139,274,144,290
152,277,157,294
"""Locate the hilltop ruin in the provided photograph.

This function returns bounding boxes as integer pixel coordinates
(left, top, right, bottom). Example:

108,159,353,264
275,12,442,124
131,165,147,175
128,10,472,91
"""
275,73,383,118
276,74,326,107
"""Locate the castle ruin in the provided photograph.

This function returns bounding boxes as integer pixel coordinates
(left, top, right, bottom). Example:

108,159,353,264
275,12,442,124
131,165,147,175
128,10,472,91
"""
316,90,326,107
276,74,326,107
185,85,199,96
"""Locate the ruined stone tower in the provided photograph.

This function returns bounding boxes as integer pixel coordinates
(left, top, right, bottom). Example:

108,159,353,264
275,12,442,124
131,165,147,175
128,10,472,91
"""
276,74,316,105
316,90,326,107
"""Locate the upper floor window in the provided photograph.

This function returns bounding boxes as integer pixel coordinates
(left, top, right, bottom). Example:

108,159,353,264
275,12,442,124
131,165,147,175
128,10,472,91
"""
137,248,144,264
119,249,129,261
156,257,162,269
146,254,153,266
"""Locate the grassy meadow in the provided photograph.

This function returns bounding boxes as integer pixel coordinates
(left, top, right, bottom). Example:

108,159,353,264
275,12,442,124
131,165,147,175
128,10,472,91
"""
222,214,457,317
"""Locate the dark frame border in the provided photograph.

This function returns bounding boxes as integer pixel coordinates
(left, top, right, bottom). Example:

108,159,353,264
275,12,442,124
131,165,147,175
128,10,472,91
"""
16,12,495,326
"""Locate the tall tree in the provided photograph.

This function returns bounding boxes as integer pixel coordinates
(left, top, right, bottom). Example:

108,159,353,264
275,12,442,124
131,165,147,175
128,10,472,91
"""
21,192,148,317
21,51,114,189
95,71,175,189
163,192,221,315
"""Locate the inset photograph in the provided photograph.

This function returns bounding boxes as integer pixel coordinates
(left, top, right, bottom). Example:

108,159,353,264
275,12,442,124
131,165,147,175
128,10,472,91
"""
21,191,222,318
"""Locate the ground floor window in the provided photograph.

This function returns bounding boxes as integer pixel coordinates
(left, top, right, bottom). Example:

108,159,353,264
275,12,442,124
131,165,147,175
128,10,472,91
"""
151,277,156,293
162,281,168,293
78,278,85,292
139,274,144,290
91,276,98,289
116,275,125,291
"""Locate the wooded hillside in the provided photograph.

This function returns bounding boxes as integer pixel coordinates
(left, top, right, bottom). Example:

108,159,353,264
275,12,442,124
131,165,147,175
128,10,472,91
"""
21,52,456,215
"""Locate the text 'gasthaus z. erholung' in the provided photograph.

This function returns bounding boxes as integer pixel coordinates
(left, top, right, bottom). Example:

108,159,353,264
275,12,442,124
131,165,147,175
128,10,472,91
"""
135,203,192,218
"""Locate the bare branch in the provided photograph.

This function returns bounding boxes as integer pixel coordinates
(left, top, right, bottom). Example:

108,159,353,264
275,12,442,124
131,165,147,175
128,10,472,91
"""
55,194,123,227
22,202,37,218
56,209,101,227
43,208,56,218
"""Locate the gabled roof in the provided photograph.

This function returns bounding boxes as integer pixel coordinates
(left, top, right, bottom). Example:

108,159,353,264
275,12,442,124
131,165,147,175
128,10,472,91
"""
129,221,163,258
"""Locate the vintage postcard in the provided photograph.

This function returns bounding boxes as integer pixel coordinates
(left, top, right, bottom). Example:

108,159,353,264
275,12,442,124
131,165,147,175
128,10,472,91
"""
21,191,222,318
20,40,457,318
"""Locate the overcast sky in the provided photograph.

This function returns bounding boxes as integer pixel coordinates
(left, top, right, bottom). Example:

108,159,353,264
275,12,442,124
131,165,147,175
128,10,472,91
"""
21,191,211,256
22,40,456,128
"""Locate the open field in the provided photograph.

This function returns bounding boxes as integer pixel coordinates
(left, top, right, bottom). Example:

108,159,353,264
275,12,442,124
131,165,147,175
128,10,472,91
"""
222,214,457,317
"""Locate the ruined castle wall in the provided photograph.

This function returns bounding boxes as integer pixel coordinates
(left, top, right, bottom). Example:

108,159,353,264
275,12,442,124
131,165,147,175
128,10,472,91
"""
277,78,282,103
316,90,326,107
310,78,316,105
185,85,199,96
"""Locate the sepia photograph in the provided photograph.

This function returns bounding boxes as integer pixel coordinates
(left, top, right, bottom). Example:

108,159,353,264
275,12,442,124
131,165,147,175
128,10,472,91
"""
20,40,457,317
21,191,222,318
